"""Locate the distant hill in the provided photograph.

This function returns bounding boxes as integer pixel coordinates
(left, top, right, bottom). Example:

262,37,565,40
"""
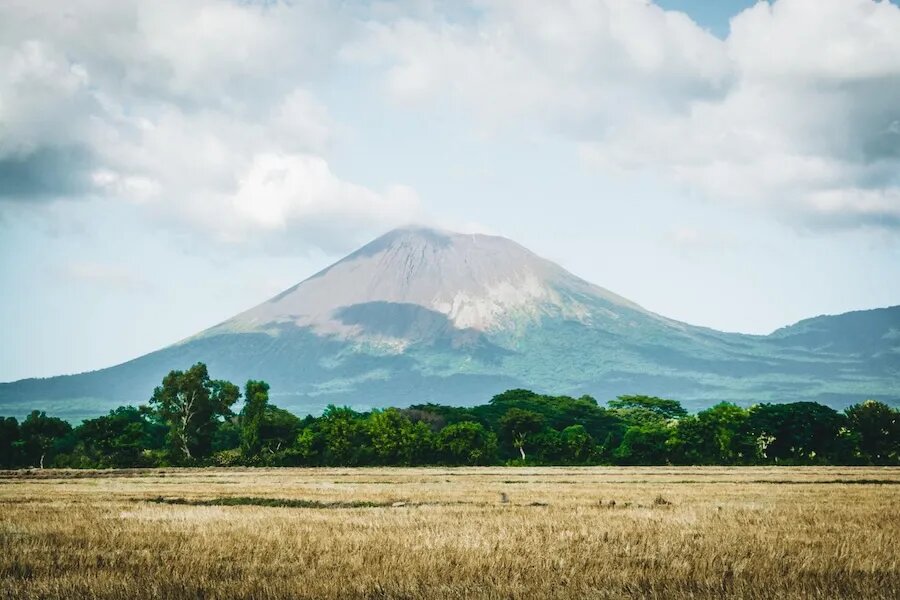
2,227,898,420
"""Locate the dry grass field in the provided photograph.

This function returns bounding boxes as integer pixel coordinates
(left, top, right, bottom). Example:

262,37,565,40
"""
1,467,898,599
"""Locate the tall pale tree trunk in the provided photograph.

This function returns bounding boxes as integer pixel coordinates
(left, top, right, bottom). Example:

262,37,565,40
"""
178,391,197,460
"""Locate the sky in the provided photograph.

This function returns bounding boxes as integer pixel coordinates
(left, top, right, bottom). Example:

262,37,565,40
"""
1,0,899,382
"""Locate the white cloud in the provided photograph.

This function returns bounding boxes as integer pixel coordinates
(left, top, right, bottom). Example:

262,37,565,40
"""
356,0,900,230
0,0,419,252
584,0,900,229
0,40,92,154
728,0,900,81
225,153,421,249
350,0,729,126
272,90,334,153
3,0,898,240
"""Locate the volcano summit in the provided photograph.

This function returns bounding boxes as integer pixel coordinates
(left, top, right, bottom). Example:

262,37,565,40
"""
2,227,898,419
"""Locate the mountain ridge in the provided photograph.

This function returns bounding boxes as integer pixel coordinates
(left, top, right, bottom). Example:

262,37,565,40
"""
2,226,898,420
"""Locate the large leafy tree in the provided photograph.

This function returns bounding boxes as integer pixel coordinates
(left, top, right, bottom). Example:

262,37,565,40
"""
487,390,621,437
437,421,497,465
294,425,324,465
257,407,303,456
240,380,271,458
149,363,240,461
318,405,371,466
235,380,301,461
20,410,72,468
669,403,751,465
560,424,595,464
367,408,434,465
745,402,848,463
614,423,671,465
498,408,545,460
668,415,708,464
845,400,900,464
699,402,753,462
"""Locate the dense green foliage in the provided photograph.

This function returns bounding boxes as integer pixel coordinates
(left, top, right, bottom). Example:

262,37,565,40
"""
1,363,898,468
148,363,240,460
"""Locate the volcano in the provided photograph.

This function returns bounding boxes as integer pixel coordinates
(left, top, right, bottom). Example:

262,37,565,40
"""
2,226,898,419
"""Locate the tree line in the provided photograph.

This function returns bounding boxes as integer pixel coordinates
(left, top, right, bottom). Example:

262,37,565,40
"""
1,363,898,468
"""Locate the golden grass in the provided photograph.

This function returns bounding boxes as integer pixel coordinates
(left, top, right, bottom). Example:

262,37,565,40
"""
1,467,898,599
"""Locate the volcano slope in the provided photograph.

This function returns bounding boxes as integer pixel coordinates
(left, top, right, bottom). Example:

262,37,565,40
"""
2,227,898,419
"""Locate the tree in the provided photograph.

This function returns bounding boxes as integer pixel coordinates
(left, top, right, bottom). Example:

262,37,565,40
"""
614,423,671,465
257,407,303,456
319,405,370,466
668,415,708,465
75,406,166,467
149,363,240,461
845,400,900,464
294,426,324,465
745,402,847,463
240,380,270,458
486,390,623,443
367,408,434,465
0,417,22,468
669,403,751,465
699,402,753,462
10,384,891,469
560,424,595,464
211,418,241,453
531,428,564,463
234,380,302,462
608,395,688,423
20,410,72,468
437,421,497,465
498,408,545,460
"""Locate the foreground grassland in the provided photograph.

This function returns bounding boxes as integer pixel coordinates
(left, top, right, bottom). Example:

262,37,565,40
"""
1,467,899,599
